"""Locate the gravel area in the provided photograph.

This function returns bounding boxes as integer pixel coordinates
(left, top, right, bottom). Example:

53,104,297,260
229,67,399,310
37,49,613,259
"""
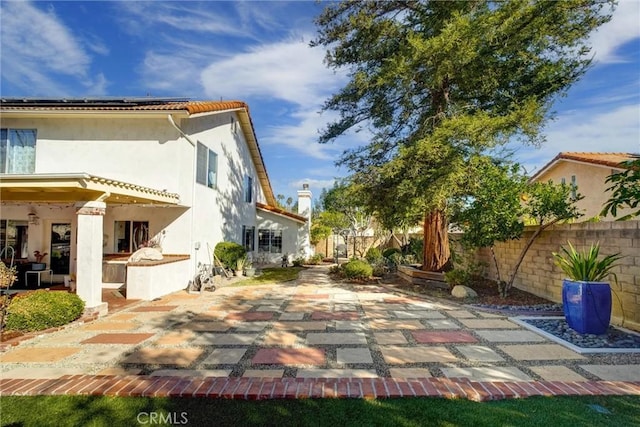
521,317,640,349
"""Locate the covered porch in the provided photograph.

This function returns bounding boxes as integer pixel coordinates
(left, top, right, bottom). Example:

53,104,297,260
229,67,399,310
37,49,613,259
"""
0,173,182,315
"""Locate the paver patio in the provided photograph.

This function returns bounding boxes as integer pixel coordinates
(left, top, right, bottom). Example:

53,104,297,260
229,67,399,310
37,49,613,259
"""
0,265,639,401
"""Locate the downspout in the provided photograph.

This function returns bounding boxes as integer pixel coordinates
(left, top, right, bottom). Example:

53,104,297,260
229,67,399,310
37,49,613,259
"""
167,115,198,278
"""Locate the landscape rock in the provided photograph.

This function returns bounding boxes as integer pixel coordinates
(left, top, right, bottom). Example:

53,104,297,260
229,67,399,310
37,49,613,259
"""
451,285,478,299
128,247,163,262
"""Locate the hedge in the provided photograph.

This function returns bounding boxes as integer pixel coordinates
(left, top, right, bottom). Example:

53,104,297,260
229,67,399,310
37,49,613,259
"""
5,290,85,332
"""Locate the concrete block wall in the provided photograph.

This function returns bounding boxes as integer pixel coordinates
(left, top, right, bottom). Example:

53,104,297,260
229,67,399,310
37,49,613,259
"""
471,221,639,331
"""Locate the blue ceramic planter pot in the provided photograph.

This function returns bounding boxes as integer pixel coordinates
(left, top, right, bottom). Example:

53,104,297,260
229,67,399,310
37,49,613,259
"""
562,279,611,335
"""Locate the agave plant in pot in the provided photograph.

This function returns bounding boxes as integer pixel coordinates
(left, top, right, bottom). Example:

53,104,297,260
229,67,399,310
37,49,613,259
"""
552,241,622,335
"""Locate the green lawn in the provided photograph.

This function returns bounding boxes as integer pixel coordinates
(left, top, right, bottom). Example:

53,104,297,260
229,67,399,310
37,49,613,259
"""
1,395,638,427
231,266,304,286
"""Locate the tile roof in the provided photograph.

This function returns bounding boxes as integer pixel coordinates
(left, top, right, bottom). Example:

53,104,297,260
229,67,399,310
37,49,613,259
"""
0,98,249,114
256,202,307,223
530,152,638,182
554,152,638,168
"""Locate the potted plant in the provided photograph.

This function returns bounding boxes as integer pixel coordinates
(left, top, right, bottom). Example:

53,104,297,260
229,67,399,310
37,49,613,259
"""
235,255,247,277
244,259,256,277
552,241,622,335
32,250,48,271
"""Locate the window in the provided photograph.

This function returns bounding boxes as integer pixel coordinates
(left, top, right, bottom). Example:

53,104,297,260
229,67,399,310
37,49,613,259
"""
258,229,282,254
50,223,71,274
244,176,253,203
1,128,37,174
571,175,577,200
242,226,255,251
114,221,148,253
196,142,217,188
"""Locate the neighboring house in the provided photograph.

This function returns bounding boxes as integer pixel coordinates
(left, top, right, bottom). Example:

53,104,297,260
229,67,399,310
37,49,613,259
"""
0,98,312,314
529,152,638,221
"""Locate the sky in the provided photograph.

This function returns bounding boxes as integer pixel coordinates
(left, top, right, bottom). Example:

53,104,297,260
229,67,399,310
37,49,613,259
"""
1,0,639,202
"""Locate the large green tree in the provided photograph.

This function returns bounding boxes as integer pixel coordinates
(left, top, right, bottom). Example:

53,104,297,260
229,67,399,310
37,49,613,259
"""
313,0,614,272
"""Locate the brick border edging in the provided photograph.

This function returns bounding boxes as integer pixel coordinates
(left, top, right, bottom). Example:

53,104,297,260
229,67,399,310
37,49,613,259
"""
1,376,639,401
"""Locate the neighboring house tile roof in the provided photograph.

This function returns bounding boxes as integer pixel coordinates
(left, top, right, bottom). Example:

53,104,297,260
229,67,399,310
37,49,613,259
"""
530,152,638,182
0,98,277,207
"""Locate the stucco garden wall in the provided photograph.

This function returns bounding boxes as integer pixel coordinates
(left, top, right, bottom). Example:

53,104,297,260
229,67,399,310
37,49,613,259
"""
472,221,640,331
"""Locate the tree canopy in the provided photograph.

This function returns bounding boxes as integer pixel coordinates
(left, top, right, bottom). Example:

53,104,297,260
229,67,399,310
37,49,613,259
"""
312,0,615,271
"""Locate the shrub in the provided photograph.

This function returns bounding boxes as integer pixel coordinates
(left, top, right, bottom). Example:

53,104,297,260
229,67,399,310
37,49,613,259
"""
365,247,383,263
214,242,246,270
5,290,85,332
307,254,324,265
382,247,401,259
342,259,373,279
444,269,471,289
292,257,305,267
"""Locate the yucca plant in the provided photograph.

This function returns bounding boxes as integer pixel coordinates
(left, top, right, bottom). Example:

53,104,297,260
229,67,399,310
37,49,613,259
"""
552,241,622,282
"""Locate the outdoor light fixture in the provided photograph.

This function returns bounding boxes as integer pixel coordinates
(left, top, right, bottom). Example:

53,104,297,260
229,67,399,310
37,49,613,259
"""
28,212,39,225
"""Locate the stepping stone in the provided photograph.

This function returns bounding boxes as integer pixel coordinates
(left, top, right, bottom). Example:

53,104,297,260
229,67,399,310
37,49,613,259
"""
263,331,300,346
154,331,195,345
393,311,446,319
337,348,373,364
97,367,143,376
225,312,275,321
81,333,155,344
441,366,532,382
458,319,520,329
252,348,325,365
296,368,377,378
0,347,81,363
498,344,585,360
374,331,408,345
335,321,367,331
306,332,367,345
389,368,432,379
1,367,89,379
380,346,457,364
311,311,360,320
108,313,139,321
369,320,425,330
82,322,138,331
131,305,177,312
411,331,478,343
150,369,230,377
579,365,640,381
530,365,587,381
202,348,247,365
475,330,547,342
122,348,204,366
232,322,269,332
426,320,461,330
455,345,505,362
273,321,328,331
279,312,305,321
446,310,477,318
191,333,259,345
75,347,132,363
178,321,231,332
243,369,285,378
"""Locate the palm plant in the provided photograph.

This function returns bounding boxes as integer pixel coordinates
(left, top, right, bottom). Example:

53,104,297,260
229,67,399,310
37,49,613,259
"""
552,241,622,282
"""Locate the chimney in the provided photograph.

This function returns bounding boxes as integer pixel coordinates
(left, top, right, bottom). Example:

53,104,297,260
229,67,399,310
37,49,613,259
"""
297,184,313,257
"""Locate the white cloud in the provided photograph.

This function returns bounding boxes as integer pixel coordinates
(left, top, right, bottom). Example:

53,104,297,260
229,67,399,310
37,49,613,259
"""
201,37,342,106
513,104,640,174
0,1,105,95
588,0,640,63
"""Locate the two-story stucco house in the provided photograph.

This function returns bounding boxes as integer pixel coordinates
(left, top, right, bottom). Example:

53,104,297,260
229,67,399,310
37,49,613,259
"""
0,98,312,315
529,152,638,221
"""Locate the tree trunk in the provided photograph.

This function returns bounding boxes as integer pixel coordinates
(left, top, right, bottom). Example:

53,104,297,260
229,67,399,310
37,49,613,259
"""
421,209,450,272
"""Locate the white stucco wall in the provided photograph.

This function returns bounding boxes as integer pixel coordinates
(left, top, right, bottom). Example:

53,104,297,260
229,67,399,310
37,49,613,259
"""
1,109,279,301
533,161,622,221
256,210,303,264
